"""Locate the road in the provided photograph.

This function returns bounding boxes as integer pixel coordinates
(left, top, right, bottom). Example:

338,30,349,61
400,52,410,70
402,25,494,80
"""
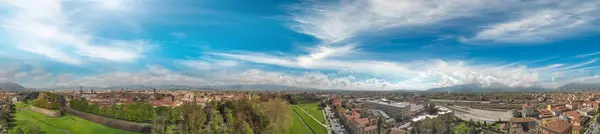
585,115,599,134
325,106,348,134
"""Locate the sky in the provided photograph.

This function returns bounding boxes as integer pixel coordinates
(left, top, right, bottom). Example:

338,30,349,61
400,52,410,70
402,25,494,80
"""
1,0,600,90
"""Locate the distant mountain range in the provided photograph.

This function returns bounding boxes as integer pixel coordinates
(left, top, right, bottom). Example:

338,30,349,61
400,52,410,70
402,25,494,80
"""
557,83,600,91
427,83,600,92
35,84,322,91
9,82,600,92
0,82,26,91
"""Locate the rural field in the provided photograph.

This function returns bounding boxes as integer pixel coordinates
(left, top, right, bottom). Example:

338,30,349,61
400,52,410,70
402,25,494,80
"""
292,101,328,134
9,102,137,134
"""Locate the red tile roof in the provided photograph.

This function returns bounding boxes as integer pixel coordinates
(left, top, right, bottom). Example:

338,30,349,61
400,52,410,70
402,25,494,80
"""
543,120,572,133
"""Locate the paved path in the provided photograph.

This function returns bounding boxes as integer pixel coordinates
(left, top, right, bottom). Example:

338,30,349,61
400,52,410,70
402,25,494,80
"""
294,106,327,127
20,108,71,134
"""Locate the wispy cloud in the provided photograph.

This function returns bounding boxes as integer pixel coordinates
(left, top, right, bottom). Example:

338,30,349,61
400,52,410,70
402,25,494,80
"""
288,0,491,43
209,44,572,89
1,0,152,65
210,45,416,77
465,1,600,43
179,59,238,71
577,52,600,58
554,59,598,71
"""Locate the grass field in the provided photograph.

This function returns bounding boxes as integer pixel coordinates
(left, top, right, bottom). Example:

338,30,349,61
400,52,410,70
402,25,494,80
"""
297,102,326,123
9,102,138,134
289,109,313,134
293,106,328,134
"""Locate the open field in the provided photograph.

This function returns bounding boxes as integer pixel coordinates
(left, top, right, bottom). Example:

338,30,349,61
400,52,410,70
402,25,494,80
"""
293,106,328,134
297,102,326,123
289,109,313,134
9,102,137,134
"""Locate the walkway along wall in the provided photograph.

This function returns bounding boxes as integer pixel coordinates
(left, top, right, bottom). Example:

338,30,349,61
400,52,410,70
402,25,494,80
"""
63,107,152,133
30,106,61,117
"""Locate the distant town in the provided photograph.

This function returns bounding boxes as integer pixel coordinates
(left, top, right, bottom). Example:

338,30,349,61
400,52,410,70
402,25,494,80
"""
1,85,600,134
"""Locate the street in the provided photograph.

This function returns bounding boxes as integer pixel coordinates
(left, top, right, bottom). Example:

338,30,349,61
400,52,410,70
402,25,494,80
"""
325,106,348,134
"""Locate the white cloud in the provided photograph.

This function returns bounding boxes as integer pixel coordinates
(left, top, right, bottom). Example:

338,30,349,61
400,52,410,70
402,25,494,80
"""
1,0,152,65
466,1,600,43
210,49,416,77
289,0,491,43
14,72,29,79
179,59,239,71
33,73,53,80
55,66,208,87
577,52,600,58
209,44,568,89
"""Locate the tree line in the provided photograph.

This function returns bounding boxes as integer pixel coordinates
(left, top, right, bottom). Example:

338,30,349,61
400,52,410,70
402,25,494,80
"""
70,95,293,134
70,98,158,123
33,92,61,110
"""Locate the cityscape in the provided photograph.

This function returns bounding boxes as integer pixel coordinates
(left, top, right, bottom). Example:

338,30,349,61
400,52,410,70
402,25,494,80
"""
3,88,600,134
2,0,600,134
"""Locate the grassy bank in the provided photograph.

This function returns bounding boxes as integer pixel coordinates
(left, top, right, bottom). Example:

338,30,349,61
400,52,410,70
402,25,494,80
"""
293,106,327,134
9,102,137,134
297,102,326,123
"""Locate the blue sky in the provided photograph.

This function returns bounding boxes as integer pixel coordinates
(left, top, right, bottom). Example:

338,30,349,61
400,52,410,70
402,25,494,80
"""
1,0,600,90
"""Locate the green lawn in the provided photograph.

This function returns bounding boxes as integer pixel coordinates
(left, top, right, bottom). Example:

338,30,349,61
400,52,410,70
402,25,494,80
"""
297,102,326,123
293,106,327,134
9,102,138,134
289,109,312,134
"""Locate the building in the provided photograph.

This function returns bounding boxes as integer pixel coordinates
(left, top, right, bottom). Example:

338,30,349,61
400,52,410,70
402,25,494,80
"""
363,99,411,120
538,109,555,120
522,103,538,118
510,118,537,132
370,109,396,124
551,106,570,116
577,107,596,116
340,109,380,134
541,120,572,134
410,104,425,116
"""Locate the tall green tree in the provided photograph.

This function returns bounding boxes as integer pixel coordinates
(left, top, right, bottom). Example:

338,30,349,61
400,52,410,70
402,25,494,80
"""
241,121,254,134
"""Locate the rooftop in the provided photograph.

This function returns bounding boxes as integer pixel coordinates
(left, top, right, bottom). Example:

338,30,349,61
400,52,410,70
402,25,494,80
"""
366,99,410,108
543,120,572,133
511,118,537,123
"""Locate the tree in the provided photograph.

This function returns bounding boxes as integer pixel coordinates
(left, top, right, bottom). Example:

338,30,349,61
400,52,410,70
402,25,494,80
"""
469,119,474,126
241,121,253,134
181,103,207,134
125,101,155,122
21,124,45,134
377,117,383,134
209,108,224,134
168,107,181,124
15,128,24,134
152,116,167,134
223,107,235,134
